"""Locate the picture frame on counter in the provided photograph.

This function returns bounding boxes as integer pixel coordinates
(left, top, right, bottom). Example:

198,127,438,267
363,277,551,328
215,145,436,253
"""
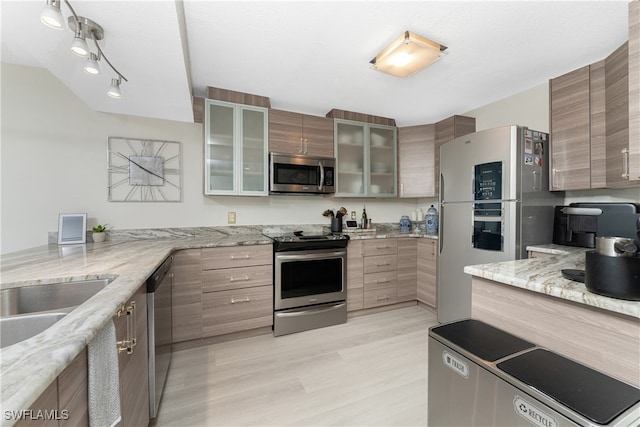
57,213,87,245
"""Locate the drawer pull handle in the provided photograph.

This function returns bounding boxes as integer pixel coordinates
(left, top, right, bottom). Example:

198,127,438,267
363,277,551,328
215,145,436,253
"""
230,254,251,260
376,262,389,267
116,301,136,354
231,297,251,304
375,295,390,301
376,245,390,250
229,275,250,282
622,148,630,179
376,277,390,284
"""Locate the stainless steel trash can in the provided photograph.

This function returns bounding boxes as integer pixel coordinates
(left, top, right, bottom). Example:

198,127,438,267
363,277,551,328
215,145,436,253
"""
428,319,640,426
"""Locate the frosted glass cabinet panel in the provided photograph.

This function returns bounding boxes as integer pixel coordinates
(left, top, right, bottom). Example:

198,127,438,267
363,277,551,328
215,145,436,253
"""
205,100,268,195
335,119,397,197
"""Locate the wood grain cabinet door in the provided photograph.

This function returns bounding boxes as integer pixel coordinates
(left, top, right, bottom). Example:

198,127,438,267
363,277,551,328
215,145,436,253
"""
346,242,364,312
397,239,417,302
172,249,203,343
269,109,334,157
397,124,435,197
417,239,437,308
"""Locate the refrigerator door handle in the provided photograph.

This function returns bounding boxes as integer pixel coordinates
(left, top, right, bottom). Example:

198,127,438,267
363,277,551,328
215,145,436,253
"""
440,173,444,254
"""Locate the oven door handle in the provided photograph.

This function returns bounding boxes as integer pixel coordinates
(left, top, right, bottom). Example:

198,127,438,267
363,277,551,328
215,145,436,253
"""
275,250,346,261
276,302,346,317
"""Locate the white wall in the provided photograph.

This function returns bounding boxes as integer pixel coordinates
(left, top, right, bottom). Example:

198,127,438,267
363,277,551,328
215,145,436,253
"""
0,64,421,253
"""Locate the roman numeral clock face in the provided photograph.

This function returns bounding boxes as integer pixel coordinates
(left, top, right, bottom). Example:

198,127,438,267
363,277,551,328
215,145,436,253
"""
107,137,183,202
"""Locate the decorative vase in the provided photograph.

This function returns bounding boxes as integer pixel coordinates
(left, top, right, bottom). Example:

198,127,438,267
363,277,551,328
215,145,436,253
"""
92,232,106,243
399,215,411,233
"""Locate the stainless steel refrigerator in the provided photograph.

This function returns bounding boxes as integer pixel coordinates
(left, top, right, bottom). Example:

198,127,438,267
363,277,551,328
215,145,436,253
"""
437,125,562,323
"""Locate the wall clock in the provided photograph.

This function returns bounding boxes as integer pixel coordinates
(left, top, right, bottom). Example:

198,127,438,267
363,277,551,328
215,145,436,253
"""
107,137,183,202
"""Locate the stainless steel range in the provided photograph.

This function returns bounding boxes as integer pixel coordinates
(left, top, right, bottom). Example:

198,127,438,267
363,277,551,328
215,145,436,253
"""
272,232,349,336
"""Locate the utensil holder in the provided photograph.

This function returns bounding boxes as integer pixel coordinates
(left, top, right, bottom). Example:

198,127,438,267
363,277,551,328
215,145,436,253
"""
331,218,342,233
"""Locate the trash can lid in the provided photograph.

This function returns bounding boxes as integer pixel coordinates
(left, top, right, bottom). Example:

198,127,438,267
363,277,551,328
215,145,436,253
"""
429,319,535,362
498,348,640,425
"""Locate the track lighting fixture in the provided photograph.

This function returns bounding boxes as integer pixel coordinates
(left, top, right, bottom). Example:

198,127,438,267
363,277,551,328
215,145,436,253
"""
40,0,128,98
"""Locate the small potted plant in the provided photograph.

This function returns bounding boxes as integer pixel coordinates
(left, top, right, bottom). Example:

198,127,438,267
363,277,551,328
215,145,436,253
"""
92,224,108,243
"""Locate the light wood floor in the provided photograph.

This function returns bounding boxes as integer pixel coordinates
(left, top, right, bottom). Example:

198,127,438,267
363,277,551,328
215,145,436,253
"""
152,305,438,427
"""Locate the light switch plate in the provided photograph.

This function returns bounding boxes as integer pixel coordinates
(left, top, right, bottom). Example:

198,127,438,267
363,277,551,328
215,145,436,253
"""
227,212,236,224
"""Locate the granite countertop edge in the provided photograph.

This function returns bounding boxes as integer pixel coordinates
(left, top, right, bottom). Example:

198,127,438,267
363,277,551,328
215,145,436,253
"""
464,244,639,319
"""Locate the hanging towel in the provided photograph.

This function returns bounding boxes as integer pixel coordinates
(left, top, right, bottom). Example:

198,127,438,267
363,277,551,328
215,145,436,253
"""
88,320,122,427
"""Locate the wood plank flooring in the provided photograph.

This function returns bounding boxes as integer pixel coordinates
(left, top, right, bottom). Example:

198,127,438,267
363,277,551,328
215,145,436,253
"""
152,305,437,426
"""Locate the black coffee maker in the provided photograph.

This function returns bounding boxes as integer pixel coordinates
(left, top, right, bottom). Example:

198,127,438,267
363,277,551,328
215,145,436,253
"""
553,202,640,248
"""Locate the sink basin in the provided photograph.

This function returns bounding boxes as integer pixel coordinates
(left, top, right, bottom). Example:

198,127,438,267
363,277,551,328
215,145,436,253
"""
0,312,68,348
0,278,113,316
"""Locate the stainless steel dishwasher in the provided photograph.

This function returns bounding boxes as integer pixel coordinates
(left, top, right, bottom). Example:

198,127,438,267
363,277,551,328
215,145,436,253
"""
147,255,173,419
428,319,640,426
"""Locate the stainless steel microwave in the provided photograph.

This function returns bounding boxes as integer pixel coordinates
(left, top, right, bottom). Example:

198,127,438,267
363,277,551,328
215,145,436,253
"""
269,153,335,194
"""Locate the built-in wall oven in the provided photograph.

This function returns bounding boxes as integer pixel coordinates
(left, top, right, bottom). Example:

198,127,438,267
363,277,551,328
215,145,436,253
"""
272,233,348,336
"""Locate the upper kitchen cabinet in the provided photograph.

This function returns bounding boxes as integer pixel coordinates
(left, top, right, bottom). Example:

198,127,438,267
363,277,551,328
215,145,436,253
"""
549,62,606,190
269,109,334,157
397,124,435,197
334,119,397,197
434,115,476,195
204,99,269,196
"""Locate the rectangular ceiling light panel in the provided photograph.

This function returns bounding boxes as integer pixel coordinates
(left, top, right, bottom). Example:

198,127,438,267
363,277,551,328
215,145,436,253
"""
370,31,447,78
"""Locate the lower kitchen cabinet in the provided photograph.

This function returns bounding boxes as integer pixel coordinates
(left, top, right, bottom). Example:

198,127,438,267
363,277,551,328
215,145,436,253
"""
346,241,364,311
397,239,417,302
171,245,274,342
14,349,89,427
172,249,203,343
417,238,438,308
363,239,398,309
114,283,149,427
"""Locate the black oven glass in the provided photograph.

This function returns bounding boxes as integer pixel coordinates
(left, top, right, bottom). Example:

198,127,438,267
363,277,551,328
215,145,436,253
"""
474,161,502,201
473,220,503,251
274,163,319,186
280,258,342,299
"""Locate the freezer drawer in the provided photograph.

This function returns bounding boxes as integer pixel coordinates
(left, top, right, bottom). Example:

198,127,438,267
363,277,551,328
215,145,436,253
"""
428,320,640,427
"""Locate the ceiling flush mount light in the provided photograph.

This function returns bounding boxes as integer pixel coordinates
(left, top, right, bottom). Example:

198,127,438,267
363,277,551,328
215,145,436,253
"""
39,0,128,98
370,31,447,78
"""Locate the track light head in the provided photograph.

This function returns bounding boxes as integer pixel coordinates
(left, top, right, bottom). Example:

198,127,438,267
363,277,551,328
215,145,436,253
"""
84,52,100,75
107,77,122,99
71,29,89,56
40,0,64,29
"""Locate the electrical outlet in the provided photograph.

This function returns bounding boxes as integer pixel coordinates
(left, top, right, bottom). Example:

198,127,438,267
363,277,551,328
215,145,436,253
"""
227,211,236,224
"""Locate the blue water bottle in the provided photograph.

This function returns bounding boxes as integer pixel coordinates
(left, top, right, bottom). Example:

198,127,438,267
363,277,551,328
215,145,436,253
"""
425,205,439,235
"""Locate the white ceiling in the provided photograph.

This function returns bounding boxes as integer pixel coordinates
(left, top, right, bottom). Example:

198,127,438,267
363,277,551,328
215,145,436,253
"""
0,0,631,127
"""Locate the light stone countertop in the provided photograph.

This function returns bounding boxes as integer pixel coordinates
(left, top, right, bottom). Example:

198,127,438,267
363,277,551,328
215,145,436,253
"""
463,244,640,319
0,224,434,421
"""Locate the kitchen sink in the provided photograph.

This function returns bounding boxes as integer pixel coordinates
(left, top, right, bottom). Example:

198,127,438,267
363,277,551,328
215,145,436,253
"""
0,278,113,316
0,312,68,348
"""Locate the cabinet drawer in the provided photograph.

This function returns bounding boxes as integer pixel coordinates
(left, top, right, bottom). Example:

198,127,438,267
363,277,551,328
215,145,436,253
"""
362,239,397,256
364,271,397,290
364,287,397,309
202,265,272,293
364,254,397,274
202,285,272,337
202,245,272,270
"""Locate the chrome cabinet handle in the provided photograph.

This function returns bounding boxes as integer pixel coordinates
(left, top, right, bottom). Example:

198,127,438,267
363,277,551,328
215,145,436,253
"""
230,254,250,260
375,295,390,301
229,275,250,282
376,262,389,267
304,138,308,154
231,297,251,304
376,277,390,284
622,148,630,179
376,245,390,250
299,137,304,154
551,168,558,190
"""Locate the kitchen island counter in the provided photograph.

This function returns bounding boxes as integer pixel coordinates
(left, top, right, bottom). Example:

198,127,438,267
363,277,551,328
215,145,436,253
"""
463,244,638,318
464,243,640,388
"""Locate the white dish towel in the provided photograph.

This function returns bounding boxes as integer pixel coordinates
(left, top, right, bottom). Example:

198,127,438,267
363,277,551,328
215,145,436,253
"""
88,320,122,427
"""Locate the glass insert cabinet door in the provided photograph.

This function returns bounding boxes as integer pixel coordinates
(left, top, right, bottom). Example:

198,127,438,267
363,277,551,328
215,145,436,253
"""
204,100,268,195
334,119,397,197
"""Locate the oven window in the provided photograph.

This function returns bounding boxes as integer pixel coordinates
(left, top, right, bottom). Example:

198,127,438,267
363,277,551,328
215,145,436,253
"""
274,163,319,186
280,258,342,299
